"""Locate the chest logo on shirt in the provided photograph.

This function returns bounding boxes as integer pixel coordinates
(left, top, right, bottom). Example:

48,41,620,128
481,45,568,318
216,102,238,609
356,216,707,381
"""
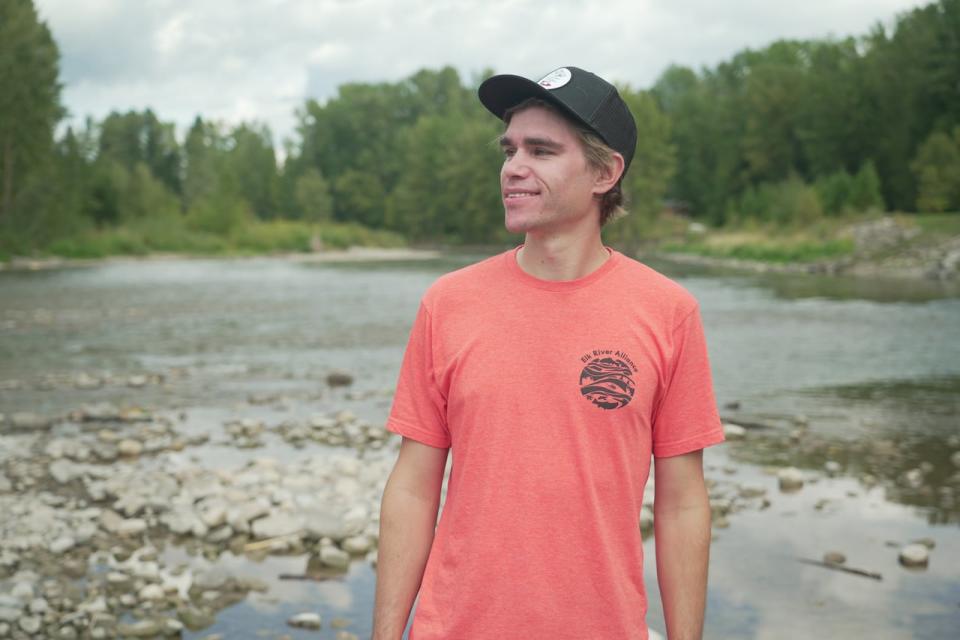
579,349,638,410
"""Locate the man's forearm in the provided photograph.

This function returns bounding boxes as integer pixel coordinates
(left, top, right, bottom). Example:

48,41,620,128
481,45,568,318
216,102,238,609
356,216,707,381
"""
653,495,712,639
372,477,441,640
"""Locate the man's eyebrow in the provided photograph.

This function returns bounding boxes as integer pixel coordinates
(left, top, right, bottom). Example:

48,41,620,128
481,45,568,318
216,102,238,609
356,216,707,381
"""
498,135,565,149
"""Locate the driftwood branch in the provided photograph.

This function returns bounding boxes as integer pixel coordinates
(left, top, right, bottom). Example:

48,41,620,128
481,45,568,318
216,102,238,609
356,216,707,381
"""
797,558,883,581
243,532,302,551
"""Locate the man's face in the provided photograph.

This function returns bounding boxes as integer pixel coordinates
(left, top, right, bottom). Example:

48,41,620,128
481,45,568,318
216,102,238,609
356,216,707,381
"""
499,106,601,236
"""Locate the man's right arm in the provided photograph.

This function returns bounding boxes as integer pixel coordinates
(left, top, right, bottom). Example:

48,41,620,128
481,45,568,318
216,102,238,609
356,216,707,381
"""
372,436,449,640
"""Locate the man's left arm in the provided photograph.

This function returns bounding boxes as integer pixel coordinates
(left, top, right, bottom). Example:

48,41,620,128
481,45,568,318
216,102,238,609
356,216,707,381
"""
653,449,712,640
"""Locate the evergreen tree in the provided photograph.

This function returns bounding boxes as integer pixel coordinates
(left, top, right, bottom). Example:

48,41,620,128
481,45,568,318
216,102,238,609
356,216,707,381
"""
0,0,62,221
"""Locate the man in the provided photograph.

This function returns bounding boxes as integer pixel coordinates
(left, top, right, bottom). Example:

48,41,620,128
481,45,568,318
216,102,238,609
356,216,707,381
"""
373,66,724,640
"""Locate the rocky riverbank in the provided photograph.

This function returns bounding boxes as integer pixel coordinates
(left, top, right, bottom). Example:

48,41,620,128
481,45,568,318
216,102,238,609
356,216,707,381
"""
2,384,957,638
651,218,960,282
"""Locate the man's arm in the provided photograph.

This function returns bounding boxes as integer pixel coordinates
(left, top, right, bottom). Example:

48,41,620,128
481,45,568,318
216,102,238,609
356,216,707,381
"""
372,436,449,640
653,449,712,640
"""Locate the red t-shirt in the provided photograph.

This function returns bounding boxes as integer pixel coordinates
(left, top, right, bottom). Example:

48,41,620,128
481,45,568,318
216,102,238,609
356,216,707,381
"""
386,246,725,639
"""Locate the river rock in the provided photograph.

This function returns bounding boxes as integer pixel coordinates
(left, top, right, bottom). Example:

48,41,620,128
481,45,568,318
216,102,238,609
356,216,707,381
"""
341,534,373,555
117,619,165,637
27,598,48,614
320,545,350,569
824,461,841,475
49,536,75,554
10,412,51,430
74,373,103,390
10,582,33,602
950,451,960,468
336,632,360,640
116,518,148,536
898,544,930,568
117,439,143,457
18,615,41,633
0,606,19,622
127,375,148,388
138,584,165,601
193,567,230,591
823,551,846,565
178,605,215,631
251,513,302,539
722,423,746,439
777,467,804,492
326,371,354,387
288,612,322,629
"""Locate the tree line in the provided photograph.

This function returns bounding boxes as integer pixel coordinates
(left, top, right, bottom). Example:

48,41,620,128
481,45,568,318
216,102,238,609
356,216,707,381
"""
1,0,958,257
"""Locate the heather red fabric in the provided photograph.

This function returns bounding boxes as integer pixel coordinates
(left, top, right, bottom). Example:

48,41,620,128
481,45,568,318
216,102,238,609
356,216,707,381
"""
386,246,725,639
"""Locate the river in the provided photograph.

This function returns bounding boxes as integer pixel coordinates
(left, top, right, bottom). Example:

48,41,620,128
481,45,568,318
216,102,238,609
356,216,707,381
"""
1,252,958,639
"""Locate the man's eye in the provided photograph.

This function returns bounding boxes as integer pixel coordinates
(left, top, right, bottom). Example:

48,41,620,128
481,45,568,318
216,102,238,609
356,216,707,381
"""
503,148,516,158
533,147,553,156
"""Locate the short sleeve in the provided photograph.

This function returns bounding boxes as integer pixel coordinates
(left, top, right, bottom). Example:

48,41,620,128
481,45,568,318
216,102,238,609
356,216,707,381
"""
385,301,451,448
651,305,725,458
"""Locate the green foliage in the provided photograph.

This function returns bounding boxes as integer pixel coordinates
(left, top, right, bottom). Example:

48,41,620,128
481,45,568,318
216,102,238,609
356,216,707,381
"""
605,89,676,249
185,194,254,235
665,237,855,263
731,176,824,225
295,168,333,222
911,127,960,212
849,161,885,212
8,0,960,260
814,162,885,216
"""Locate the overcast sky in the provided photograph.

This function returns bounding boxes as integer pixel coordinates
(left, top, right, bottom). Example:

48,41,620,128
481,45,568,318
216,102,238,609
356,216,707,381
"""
37,0,929,145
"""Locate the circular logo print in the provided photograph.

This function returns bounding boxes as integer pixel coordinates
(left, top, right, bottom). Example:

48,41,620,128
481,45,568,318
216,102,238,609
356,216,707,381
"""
538,67,572,90
580,357,636,410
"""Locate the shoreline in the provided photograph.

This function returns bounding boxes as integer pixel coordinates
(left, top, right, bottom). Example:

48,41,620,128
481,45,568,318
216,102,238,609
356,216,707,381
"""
0,246,445,273
646,243,960,282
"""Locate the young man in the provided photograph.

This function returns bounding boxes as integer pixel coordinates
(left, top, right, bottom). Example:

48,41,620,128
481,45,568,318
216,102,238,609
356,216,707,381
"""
373,67,725,640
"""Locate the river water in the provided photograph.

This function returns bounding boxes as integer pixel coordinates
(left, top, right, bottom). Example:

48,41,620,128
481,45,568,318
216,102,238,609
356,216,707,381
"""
1,252,959,639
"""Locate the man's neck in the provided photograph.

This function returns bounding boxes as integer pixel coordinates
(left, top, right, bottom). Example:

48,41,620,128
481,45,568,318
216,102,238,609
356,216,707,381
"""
517,229,609,281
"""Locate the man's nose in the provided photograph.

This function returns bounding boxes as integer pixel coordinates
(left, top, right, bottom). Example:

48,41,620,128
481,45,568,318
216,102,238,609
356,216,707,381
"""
502,152,531,178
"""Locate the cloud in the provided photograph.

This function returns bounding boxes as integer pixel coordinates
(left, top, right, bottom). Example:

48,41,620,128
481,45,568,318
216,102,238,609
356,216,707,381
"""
35,0,929,144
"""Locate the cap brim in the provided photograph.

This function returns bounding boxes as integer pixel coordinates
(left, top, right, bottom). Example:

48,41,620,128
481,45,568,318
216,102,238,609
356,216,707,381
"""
478,74,589,130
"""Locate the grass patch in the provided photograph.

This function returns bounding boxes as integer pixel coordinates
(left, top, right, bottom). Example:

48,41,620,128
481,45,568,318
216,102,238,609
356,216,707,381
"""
901,212,960,235
29,216,406,261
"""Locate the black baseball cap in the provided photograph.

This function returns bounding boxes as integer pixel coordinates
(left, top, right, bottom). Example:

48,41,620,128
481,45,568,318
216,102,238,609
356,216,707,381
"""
478,66,638,172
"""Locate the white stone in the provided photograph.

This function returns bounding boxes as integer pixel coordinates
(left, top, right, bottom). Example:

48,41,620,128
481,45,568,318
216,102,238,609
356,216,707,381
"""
251,513,303,539
27,598,48,614
341,535,372,555
127,375,148,388
49,536,75,554
138,584,165,601
117,439,143,457
722,423,746,439
288,612,322,630
899,544,930,568
18,615,41,634
319,545,350,569
950,451,960,468
117,518,148,536
777,467,804,492
10,582,33,602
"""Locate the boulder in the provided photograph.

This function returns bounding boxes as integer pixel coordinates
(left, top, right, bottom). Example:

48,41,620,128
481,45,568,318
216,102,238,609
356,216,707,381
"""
777,467,804,492
288,612,323,629
899,544,930,568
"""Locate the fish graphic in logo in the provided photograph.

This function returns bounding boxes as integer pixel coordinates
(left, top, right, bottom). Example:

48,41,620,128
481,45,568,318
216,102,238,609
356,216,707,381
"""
579,357,635,410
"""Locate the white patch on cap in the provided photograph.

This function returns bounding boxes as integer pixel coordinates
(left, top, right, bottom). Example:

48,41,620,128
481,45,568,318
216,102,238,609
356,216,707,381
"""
538,67,572,90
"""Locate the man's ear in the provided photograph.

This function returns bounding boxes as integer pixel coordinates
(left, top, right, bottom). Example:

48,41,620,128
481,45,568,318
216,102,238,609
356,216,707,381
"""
592,153,625,195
